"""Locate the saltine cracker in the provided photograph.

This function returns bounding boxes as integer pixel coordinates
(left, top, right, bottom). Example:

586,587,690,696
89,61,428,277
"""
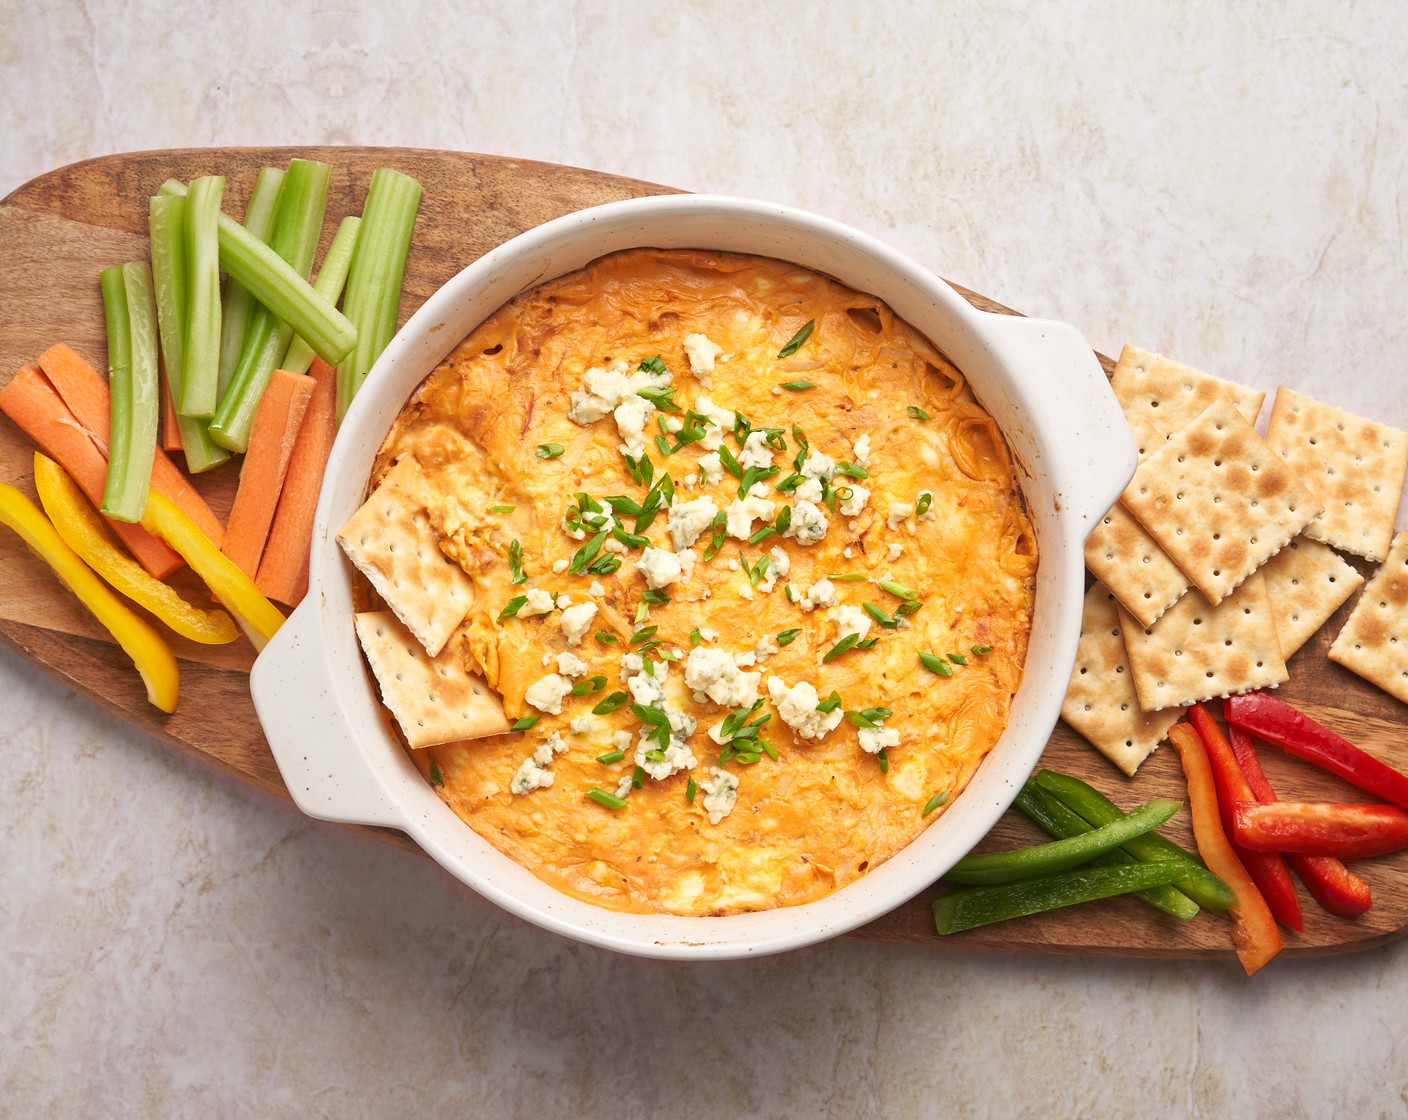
354,612,510,748
337,455,477,657
1329,532,1408,704
1121,397,1321,605
1111,344,1266,437
1061,583,1183,775
1119,571,1288,711
1264,387,1408,563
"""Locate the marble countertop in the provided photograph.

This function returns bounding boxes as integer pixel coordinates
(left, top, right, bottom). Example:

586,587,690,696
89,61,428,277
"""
4,2,1407,1115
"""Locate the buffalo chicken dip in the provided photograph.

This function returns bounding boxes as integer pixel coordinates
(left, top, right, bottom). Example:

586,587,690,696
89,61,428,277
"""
339,248,1037,915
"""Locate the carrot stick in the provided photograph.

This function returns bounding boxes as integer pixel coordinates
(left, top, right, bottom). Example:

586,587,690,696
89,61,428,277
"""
35,343,225,547
160,369,183,451
221,368,314,578
0,364,181,577
256,356,337,605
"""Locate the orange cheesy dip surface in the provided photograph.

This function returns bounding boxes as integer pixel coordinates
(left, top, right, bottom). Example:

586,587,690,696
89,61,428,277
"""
364,248,1036,915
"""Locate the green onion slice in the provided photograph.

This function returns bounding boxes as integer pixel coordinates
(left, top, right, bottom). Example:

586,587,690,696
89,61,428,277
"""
777,319,815,358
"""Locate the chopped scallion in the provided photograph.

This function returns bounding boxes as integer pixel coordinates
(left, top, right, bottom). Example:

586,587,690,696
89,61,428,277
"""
776,628,802,646
593,691,629,714
919,651,954,677
923,790,951,816
536,442,565,459
511,715,540,731
777,319,815,358
587,787,628,809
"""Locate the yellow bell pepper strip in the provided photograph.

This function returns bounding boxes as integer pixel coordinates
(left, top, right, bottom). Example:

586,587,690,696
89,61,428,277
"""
139,490,286,652
0,481,178,712
32,453,238,646
1168,722,1281,975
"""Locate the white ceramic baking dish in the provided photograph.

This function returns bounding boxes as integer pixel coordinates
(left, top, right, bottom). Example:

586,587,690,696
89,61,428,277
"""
250,194,1135,958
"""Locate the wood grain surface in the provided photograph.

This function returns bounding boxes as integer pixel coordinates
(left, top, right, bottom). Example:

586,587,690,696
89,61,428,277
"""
3,147,1406,961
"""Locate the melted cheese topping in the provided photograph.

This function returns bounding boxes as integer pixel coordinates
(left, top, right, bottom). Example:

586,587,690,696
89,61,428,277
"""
368,248,1037,916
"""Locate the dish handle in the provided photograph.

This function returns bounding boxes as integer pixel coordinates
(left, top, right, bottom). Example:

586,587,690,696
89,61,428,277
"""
250,600,404,829
981,313,1136,530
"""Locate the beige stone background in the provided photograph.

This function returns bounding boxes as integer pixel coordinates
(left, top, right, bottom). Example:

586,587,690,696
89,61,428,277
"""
3,2,1407,1116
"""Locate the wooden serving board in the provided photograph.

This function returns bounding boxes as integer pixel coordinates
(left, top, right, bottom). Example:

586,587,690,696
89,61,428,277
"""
3,147,1406,962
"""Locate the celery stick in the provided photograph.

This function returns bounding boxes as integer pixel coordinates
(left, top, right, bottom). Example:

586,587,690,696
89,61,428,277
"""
161,178,355,365
149,195,229,474
209,159,331,452
179,175,225,418
216,166,285,400
101,263,160,522
279,215,361,375
336,168,422,423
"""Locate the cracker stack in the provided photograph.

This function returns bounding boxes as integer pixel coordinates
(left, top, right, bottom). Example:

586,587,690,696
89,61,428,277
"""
1064,345,1408,775
338,456,511,748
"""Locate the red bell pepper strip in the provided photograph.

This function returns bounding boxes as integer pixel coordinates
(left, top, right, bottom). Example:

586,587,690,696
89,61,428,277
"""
1169,722,1281,974
1224,691,1408,812
1228,724,1372,919
1234,802,1408,859
1188,705,1303,931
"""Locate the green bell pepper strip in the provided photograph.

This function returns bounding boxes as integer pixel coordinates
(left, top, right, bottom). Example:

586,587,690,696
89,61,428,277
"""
1034,769,1236,912
1013,783,1201,921
933,862,1191,935
945,798,1183,885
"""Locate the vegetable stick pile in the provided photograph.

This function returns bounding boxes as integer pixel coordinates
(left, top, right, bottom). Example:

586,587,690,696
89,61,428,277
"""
0,158,423,712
